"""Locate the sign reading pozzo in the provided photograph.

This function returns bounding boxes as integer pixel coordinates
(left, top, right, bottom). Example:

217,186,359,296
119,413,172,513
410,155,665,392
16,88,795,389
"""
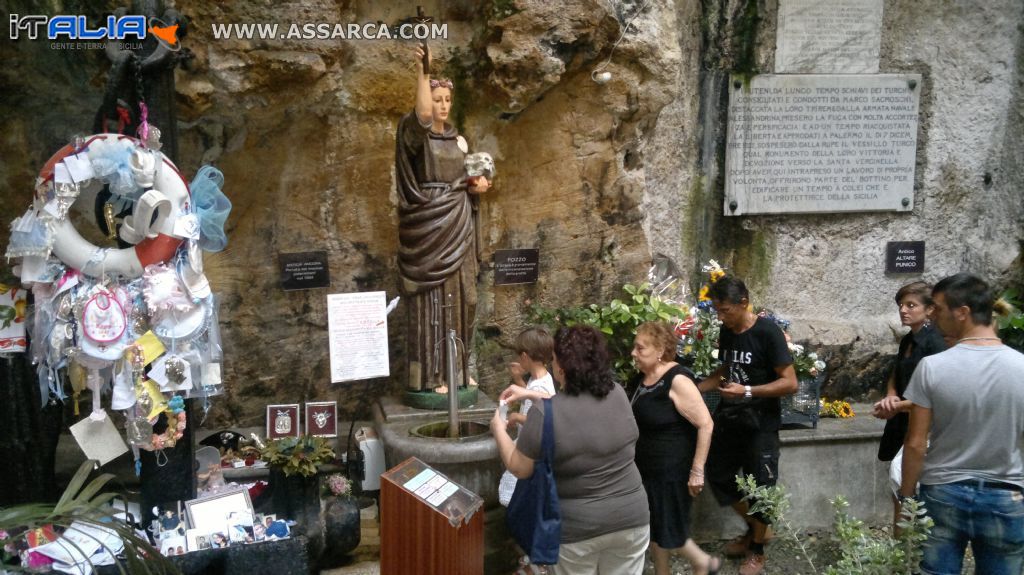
725,74,921,215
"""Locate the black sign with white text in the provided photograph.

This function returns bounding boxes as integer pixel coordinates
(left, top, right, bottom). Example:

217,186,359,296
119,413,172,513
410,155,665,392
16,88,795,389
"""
886,241,925,274
280,251,330,290
494,249,539,285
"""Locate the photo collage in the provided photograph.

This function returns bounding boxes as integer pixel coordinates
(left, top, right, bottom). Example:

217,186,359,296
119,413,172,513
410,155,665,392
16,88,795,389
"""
155,488,291,556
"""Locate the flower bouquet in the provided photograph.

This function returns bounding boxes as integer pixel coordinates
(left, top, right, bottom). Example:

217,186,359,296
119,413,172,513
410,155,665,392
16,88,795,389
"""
675,305,721,378
791,344,827,381
756,308,829,429
820,398,855,418
676,260,724,379
322,473,353,500
319,473,361,564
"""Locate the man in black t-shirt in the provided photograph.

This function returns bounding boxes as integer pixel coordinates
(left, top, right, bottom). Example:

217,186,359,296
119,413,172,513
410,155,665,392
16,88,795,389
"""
697,276,796,575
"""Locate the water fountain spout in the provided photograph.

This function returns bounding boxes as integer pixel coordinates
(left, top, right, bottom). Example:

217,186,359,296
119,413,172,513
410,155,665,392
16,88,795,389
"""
446,327,460,438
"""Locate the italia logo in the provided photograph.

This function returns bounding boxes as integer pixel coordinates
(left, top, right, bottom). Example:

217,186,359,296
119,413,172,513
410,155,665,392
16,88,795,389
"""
148,18,180,50
8,13,181,49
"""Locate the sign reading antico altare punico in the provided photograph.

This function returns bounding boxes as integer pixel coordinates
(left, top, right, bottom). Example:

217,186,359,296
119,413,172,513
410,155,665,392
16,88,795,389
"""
724,74,921,216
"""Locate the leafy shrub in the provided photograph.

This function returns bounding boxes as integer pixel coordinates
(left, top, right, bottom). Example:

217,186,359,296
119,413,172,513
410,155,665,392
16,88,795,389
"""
736,475,933,575
527,283,688,383
997,289,1024,353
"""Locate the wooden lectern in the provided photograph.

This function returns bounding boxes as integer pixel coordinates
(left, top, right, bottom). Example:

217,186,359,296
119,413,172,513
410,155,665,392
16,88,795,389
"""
380,457,484,574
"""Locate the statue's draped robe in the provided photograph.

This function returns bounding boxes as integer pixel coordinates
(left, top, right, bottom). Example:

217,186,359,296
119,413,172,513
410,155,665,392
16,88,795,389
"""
395,112,477,390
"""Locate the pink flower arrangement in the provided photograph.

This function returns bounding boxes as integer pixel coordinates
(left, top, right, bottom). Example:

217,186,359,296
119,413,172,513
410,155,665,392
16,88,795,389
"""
324,473,352,498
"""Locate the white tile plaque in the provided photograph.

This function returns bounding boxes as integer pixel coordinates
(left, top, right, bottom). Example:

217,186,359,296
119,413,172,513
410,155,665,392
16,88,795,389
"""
776,0,883,74
725,74,920,216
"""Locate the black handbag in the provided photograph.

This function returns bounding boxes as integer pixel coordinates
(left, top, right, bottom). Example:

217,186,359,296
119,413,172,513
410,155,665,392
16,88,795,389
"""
715,402,762,431
877,412,909,461
506,398,561,565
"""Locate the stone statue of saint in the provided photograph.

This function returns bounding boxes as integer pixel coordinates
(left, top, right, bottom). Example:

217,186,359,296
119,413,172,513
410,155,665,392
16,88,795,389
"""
395,45,491,391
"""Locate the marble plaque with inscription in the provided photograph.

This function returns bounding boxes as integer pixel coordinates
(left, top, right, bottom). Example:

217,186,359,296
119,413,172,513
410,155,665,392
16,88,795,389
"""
776,0,883,74
725,74,920,216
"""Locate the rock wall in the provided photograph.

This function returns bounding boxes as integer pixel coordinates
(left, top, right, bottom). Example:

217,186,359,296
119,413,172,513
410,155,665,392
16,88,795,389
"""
0,0,1021,424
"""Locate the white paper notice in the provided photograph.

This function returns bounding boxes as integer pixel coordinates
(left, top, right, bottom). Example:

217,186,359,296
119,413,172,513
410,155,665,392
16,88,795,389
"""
53,163,74,184
69,414,129,466
63,154,96,183
327,291,390,383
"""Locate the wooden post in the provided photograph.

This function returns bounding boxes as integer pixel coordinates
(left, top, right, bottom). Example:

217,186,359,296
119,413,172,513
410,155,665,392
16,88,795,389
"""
381,457,484,574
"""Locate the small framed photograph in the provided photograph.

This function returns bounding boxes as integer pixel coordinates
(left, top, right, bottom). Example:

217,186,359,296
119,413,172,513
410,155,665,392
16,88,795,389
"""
186,529,211,552
185,487,254,535
226,510,255,544
304,401,338,437
252,519,267,542
266,404,301,439
154,503,186,540
209,531,230,548
160,534,187,556
260,514,290,540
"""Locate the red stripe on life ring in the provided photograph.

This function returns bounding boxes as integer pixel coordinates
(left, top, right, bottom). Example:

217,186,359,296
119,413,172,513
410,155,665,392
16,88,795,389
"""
135,234,183,268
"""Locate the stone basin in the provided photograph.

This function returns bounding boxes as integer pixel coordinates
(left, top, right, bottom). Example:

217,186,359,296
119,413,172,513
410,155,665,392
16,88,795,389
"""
372,394,503,507
410,420,491,439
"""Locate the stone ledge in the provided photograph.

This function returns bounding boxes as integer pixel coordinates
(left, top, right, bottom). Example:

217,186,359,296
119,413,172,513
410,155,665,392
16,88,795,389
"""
780,403,883,445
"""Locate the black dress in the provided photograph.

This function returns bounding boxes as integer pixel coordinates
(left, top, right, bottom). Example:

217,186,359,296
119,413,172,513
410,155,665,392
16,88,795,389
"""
877,324,946,461
631,364,699,548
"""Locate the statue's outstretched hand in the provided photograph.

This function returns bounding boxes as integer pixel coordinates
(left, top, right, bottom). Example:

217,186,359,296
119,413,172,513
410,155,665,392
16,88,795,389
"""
469,176,490,194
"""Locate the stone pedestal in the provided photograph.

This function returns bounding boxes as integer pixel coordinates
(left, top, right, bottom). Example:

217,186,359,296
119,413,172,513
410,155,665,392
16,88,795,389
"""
320,497,361,567
269,470,323,562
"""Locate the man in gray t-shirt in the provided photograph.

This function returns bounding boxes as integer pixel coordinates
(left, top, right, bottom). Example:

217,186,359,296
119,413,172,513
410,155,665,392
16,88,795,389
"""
901,273,1024,575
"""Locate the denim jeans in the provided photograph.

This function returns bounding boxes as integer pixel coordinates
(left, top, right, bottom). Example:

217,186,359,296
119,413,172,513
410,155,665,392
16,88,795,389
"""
919,481,1024,575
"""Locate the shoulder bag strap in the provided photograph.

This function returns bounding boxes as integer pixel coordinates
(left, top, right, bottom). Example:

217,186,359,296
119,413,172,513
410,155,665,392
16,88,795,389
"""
541,398,555,464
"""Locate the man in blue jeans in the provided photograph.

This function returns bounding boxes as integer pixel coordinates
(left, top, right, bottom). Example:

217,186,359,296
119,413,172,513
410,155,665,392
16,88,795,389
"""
900,273,1024,575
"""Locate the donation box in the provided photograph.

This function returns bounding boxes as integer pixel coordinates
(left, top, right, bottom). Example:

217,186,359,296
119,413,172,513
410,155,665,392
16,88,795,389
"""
380,457,484,574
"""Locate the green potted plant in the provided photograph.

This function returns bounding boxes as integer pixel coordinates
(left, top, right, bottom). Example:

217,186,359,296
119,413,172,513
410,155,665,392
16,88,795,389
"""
261,435,336,478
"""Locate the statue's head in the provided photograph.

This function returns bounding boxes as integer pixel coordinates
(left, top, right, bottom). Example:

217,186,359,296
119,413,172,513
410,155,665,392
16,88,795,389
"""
430,78,453,124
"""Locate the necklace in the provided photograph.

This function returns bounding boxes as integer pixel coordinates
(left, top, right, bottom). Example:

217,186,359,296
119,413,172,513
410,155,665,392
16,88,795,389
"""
956,336,1001,344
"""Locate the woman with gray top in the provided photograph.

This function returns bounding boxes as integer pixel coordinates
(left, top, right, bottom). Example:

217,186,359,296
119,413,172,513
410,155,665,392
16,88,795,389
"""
492,325,650,574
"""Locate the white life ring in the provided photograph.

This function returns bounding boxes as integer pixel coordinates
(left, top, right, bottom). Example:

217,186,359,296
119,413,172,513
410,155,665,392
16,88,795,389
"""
42,134,190,278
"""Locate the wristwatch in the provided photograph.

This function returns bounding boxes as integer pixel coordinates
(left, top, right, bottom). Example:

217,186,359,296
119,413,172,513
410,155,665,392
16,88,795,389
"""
744,385,752,399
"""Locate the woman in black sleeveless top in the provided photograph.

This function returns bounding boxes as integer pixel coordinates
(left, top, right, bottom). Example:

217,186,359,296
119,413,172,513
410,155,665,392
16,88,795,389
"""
872,281,945,528
631,322,721,575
